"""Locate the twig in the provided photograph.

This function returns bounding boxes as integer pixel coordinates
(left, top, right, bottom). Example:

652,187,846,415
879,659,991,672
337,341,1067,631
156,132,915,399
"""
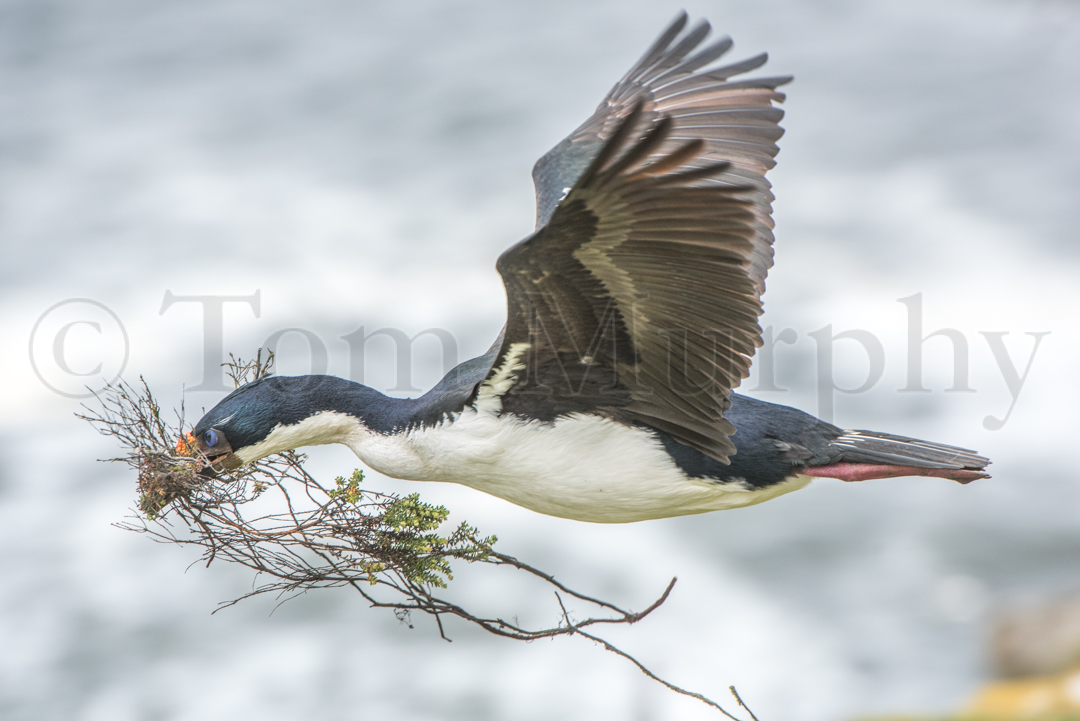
554,592,744,720
729,686,761,721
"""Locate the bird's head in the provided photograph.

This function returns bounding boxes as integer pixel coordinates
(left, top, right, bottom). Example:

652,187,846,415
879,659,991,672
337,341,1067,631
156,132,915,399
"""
177,375,372,472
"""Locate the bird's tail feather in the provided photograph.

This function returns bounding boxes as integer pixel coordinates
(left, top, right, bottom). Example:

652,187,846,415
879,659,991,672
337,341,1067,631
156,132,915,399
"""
830,429,989,471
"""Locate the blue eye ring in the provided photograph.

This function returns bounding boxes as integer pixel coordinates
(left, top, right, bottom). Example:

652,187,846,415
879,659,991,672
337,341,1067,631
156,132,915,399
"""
204,429,218,447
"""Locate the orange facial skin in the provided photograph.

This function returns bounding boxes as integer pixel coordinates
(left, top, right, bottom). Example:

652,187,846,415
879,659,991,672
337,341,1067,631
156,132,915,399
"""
176,432,197,457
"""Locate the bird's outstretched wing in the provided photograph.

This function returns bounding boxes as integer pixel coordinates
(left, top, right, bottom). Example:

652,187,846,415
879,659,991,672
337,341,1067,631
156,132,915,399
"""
532,12,789,294
483,103,765,463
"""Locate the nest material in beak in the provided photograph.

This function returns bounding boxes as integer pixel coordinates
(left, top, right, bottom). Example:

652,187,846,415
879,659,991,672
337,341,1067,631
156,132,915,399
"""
138,453,202,518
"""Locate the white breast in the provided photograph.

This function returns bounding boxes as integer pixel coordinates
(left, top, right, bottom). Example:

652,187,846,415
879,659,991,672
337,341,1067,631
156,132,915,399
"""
345,409,810,523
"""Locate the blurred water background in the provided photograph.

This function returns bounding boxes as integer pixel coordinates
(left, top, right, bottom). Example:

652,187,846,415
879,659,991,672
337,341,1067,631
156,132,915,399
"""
2,1,1079,719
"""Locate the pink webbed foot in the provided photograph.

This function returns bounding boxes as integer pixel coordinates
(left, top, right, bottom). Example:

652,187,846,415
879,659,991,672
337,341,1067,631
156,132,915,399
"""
802,462,989,484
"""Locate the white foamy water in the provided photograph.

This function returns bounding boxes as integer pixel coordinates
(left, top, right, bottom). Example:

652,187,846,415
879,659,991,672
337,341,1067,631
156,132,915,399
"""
2,1,1079,719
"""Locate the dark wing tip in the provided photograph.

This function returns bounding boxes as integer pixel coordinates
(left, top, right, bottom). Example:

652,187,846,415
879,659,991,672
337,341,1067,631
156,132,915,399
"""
576,99,648,188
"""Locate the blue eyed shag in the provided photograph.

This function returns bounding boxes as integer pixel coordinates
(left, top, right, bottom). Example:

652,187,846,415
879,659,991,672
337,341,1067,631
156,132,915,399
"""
183,14,990,523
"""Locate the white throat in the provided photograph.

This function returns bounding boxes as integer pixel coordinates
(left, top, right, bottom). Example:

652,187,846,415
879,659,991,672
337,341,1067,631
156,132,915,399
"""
235,411,364,464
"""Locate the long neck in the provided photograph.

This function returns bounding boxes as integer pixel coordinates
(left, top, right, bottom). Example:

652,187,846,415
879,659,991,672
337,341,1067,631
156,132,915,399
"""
232,355,497,465
255,349,495,445
264,375,421,433
228,375,415,463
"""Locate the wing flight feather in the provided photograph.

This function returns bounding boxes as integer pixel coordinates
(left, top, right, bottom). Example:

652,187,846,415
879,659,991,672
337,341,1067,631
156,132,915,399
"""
488,102,768,462
531,13,788,295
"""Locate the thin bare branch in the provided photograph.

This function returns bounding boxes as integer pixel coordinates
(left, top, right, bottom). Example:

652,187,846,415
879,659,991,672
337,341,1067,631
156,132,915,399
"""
573,625,744,720
730,686,761,721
